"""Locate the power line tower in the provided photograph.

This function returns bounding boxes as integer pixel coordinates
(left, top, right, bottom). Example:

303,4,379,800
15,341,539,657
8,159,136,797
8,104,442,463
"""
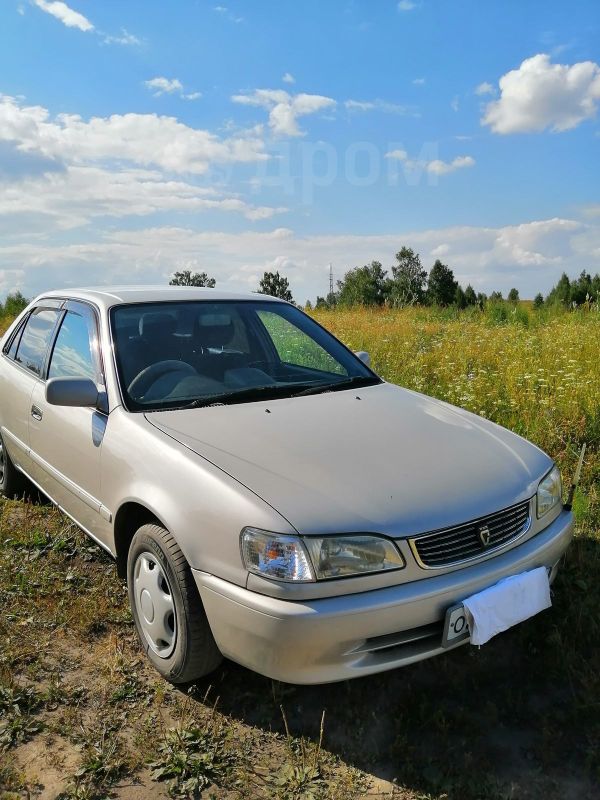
329,263,334,296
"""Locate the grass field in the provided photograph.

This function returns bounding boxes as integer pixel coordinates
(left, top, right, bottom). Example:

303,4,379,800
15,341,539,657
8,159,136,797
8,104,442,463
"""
1,305,599,800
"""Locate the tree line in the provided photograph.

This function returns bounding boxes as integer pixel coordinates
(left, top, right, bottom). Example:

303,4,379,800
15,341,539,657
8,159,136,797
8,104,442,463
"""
171,254,480,307
539,270,600,309
315,249,481,309
170,254,600,311
311,250,600,311
170,267,293,302
2,261,597,319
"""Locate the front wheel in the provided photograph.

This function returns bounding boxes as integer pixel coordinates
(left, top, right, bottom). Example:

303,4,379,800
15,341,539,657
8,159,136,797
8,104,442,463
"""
127,523,222,683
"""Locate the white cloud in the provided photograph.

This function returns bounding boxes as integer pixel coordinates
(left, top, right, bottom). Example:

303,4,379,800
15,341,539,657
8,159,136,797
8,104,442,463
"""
213,5,243,23
451,95,460,112
344,99,416,115
426,156,475,175
550,42,574,58
0,166,286,228
33,0,93,32
386,149,409,161
282,73,295,84
412,78,426,86
232,89,336,136
144,77,201,101
385,149,475,175
344,100,375,112
144,77,184,97
397,0,416,11
0,93,283,240
2,217,595,301
0,94,267,174
539,31,577,59
33,1,141,47
475,82,494,96
102,29,141,46
482,53,600,134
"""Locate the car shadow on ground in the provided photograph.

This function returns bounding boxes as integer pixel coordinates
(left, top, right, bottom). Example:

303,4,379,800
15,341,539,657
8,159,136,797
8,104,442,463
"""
182,537,599,799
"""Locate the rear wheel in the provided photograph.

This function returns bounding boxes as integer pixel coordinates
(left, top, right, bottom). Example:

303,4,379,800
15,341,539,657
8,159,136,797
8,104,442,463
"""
0,431,27,499
127,523,222,683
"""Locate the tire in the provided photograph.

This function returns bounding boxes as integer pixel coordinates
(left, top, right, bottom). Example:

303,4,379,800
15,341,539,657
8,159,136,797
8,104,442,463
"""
127,523,223,683
0,431,28,499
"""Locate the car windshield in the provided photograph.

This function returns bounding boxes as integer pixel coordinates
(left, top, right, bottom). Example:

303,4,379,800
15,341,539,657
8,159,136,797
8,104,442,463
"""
111,300,380,411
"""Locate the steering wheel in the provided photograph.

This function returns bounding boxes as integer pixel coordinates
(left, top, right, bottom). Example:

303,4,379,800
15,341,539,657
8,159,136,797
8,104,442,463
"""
128,360,197,399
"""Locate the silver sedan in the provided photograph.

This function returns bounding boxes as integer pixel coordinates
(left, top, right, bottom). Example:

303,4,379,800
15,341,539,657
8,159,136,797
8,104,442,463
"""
0,287,573,683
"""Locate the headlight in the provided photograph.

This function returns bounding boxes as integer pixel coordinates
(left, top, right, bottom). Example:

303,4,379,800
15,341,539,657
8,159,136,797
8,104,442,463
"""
241,528,314,582
304,535,404,579
240,528,404,582
536,466,562,518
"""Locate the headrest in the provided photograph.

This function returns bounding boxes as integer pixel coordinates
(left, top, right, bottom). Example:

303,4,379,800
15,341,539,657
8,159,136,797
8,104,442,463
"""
139,312,177,338
194,312,234,347
197,313,232,328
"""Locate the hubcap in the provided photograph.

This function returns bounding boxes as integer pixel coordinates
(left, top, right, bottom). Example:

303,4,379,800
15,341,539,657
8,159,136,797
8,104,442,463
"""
133,552,177,658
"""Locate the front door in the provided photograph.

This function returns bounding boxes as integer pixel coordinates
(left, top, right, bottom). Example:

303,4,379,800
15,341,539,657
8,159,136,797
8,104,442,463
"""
28,301,110,547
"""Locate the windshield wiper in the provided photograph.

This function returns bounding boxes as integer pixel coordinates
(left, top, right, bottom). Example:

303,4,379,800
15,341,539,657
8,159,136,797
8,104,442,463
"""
162,376,380,410
292,375,381,397
179,382,319,409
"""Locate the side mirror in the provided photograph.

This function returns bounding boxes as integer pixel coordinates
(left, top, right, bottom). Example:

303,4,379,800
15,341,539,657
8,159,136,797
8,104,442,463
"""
46,377,99,408
354,351,371,368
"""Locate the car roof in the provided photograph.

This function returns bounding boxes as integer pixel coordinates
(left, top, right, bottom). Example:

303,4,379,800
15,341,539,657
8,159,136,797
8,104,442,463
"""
34,286,283,310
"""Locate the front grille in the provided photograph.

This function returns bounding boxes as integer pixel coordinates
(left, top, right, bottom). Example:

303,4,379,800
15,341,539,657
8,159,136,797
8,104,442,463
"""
410,500,531,568
353,621,444,655
347,621,447,666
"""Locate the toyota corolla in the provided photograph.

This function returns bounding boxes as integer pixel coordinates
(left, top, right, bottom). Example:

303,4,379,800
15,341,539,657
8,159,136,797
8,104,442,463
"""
0,287,573,684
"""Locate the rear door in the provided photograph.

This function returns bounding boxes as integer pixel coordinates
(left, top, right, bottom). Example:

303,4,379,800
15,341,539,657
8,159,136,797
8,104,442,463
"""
0,303,63,472
28,300,110,545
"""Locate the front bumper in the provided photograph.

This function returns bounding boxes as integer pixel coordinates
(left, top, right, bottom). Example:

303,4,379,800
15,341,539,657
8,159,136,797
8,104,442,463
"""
193,509,574,684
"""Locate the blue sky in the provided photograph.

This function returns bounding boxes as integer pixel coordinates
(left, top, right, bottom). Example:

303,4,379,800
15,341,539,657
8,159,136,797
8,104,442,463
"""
0,0,599,302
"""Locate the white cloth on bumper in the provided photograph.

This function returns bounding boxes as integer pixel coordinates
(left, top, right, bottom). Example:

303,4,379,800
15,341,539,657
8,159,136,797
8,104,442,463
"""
463,567,551,646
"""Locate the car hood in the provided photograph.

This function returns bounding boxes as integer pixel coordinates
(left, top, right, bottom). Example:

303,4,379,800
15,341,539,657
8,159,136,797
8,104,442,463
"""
145,383,552,537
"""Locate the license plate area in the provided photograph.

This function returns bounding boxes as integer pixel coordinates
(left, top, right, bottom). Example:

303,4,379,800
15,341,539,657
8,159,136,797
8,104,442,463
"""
441,567,553,649
442,603,470,648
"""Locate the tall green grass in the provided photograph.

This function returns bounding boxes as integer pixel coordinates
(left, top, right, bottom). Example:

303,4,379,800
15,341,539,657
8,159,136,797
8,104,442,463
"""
312,304,599,533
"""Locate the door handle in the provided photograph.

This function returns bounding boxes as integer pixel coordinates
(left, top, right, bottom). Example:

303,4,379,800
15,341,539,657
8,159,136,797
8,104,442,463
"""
31,405,43,421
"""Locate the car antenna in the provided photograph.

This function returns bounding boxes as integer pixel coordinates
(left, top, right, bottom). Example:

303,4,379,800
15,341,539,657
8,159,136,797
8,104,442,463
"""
564,442,586,511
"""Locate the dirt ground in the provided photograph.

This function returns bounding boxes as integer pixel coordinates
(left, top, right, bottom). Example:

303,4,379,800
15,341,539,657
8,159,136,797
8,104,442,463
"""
1,498,599,800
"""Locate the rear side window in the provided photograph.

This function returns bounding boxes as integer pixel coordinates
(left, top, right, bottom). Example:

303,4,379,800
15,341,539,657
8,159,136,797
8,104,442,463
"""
3,315,29,359
48,310,96,381
14,308,61,376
